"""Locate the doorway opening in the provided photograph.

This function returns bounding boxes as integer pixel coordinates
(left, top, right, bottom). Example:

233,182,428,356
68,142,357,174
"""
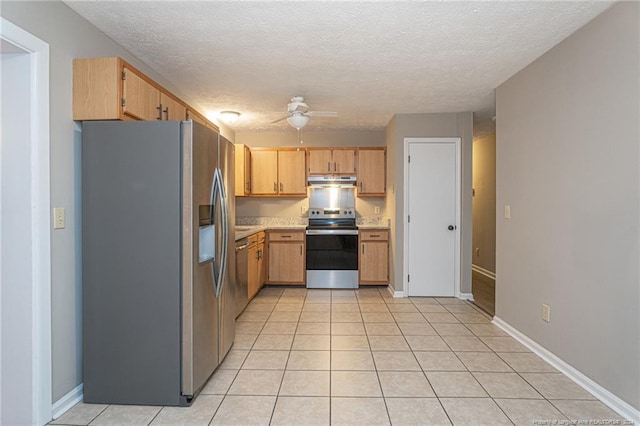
471,132,496,316
1,17,51,425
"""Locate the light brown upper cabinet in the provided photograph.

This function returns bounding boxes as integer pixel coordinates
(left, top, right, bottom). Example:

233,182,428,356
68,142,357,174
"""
73,57,215,129
357,148,386,196
120,66,160,120
234,143,251,197
278,150,307,195
159,92,187,121
250,148,306,197
307,148,356,175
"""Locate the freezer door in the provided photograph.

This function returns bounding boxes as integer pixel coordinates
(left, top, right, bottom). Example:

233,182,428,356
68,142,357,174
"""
181,121,220,397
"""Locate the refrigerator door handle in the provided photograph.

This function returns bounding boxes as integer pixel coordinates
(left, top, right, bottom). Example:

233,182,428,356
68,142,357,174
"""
213,167,228,298
210,168,221,295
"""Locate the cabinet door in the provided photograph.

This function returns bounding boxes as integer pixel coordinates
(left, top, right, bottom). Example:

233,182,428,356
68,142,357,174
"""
278,150,307,195
359,241,388,284
234,144,251,196
357,149,386,196
122,67,160,120
333,149,356,174
247,244,260,299
251,150,279,195
268,242,305,283
73,57,121,120
307,149,333,175
160,92,186,120
257,241,266,287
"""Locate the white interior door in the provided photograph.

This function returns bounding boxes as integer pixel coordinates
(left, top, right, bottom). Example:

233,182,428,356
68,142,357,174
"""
407,140,459,296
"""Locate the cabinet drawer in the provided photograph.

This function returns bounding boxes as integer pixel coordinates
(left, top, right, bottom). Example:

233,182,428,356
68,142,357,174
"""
360,230,389,241
268,231,304,242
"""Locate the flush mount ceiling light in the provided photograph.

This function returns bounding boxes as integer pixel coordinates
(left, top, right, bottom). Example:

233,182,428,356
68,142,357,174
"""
286,113,310,130
219,110,241,124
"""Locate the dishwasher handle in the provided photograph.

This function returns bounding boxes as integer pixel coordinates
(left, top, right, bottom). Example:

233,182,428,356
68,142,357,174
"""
235,239,250,251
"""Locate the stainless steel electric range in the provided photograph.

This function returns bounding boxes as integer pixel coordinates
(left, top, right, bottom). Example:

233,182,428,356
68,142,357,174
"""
305,208,359,289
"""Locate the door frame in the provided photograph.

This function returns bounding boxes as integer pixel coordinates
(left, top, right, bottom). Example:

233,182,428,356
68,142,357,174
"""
403,137,461,297
1,17,51,425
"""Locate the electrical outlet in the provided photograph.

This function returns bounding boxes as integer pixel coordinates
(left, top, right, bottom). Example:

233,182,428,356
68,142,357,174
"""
53,207,65,229
374,206,381,214
542,304,551,322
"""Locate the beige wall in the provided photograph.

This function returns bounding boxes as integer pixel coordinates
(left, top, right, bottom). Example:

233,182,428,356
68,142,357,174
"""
472,132,496,272
235,130,387,218
496,1,638,410
387,113,474,294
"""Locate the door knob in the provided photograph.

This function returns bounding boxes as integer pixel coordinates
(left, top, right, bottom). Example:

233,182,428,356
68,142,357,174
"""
448,225,456,231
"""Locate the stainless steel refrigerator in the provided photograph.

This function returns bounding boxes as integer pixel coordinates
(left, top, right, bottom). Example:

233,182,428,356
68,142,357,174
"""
82,120,235,406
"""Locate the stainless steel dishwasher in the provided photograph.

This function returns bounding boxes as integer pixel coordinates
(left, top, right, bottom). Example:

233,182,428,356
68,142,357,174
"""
235,238,249,317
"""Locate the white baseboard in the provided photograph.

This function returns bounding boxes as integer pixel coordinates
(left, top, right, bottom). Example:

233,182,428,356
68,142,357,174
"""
493,317,640,424
458,292,474,301
471,264,496,280
386,284,405,298
52,383,83,420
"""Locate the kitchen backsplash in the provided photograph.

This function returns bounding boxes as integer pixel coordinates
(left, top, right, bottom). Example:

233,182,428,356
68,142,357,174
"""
236,216,390,227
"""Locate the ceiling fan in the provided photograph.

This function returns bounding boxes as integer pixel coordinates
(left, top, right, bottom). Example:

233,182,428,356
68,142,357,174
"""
271,96,338,130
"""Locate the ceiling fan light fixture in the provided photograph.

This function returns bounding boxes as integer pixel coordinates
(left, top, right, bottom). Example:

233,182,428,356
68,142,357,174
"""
287,114,309,130
219,110,241,124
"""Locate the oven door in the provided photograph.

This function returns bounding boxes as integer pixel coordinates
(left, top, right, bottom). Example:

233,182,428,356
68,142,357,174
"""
305,230,358,289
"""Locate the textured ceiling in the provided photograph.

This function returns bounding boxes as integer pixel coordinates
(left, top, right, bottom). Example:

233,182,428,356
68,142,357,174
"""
63,1,612,136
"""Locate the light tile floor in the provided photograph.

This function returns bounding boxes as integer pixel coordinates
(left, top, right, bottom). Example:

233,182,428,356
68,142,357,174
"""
51,287,628,425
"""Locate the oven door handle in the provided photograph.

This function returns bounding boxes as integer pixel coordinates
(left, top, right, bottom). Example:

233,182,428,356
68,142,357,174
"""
305,229,359,236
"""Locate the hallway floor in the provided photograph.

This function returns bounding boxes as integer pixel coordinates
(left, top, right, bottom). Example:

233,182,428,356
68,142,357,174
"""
52,287,625,425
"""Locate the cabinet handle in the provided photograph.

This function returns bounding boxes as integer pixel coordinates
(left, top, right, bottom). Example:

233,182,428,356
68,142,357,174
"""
163,107,169,120
362,245,365,254
327,161,331,172
300,246,302,255
359,182,363,191
273,182,277,192
156,104,163,120
280,182,283,192
334,162,337,172
370,234,380,238
281,235,291,238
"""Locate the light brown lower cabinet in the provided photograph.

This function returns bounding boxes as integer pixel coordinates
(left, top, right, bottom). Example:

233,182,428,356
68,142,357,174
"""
359,229,389,284
247,232,266,300
266,230,305,284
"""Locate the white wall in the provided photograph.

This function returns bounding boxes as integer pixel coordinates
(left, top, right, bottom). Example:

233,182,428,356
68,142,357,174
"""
496,1,639,411
0,0,227,403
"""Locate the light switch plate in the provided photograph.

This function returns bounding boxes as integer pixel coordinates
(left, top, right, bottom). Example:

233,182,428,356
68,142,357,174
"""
53,207,65,229
504,205,511,219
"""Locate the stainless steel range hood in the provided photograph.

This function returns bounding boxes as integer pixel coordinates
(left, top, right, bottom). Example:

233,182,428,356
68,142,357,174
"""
307,176,357,187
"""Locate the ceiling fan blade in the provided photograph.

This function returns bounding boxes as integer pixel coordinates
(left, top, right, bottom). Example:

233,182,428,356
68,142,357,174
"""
271,115,289,124
307,111,338,118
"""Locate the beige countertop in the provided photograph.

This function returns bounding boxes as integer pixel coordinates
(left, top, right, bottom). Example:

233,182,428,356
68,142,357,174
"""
357,224,390,230
235,225,307,240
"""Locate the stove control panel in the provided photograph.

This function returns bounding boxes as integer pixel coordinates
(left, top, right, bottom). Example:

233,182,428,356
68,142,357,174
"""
308,208,355,219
